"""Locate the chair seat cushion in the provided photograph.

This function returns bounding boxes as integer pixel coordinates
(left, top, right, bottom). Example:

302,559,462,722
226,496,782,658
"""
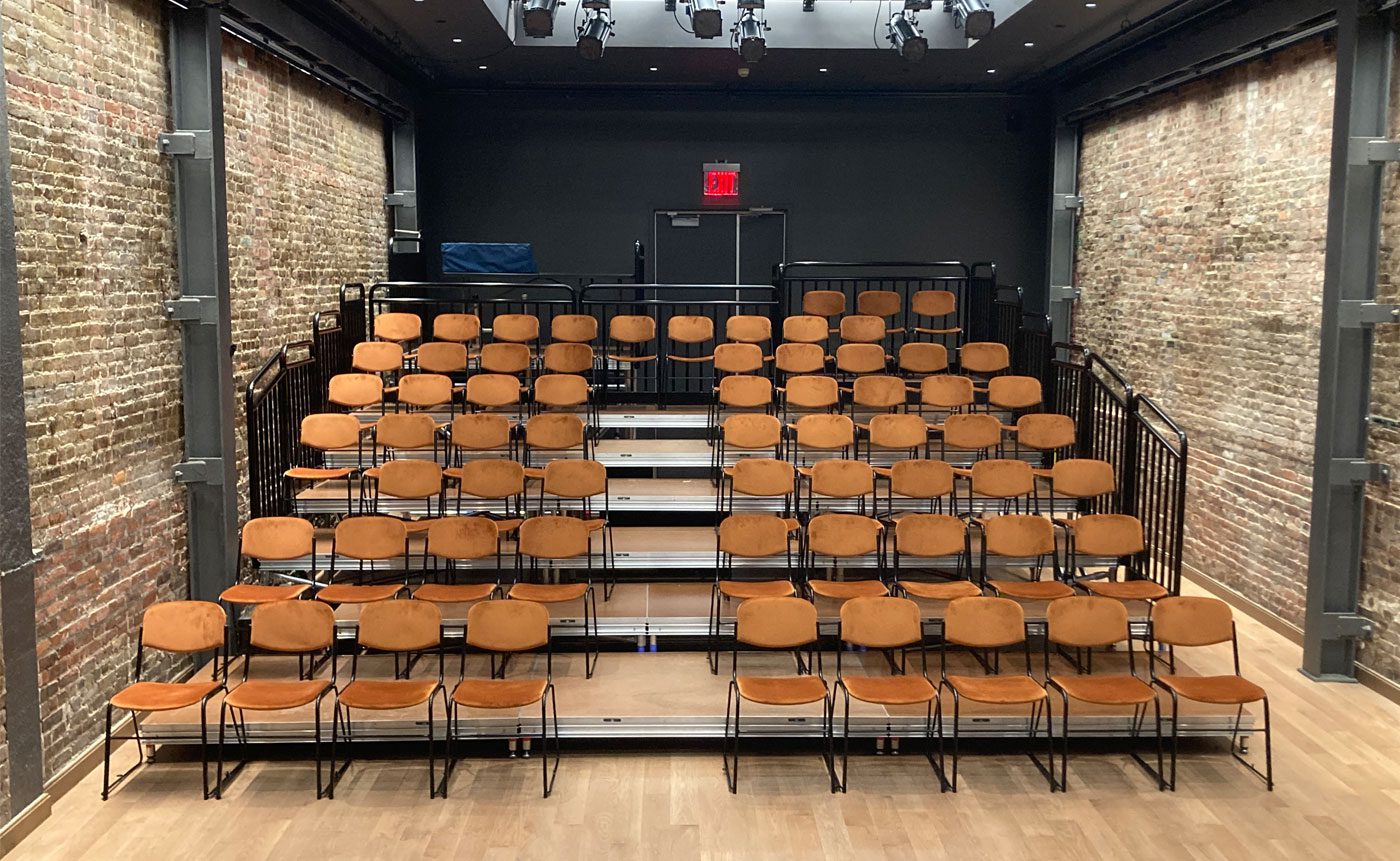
220,584,310,605
111,680,223,712
946,674,1047,705
736,675,828,706
899,580,981,601
1053,674,1155,706
842,675,937,706
225,679,331,711
339,679,439,711
316,584,404,604
988,580,1075,601
808,580,889,600
453,678,548,709
285,467,354,480
718,580,795,600
1082,579,1170,601
1158,674,1266,705
509,582,589,603
414,583,496,603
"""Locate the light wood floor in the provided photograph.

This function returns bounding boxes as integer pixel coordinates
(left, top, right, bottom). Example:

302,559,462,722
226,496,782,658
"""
11,578,1400,861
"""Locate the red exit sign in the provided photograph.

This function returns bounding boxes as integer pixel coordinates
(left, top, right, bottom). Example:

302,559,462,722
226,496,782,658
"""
703,162,740,200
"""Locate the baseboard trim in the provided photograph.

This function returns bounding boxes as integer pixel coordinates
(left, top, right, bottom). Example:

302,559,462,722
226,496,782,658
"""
0,792,52,856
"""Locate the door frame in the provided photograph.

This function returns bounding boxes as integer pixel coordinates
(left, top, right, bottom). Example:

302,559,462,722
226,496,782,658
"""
651,208,788,283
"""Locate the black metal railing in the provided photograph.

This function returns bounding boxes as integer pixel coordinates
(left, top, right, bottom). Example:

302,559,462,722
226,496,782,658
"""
1128,395,1189,594
966,262,997,343
367,281,579,345
245,341,320,520
776,261,973,351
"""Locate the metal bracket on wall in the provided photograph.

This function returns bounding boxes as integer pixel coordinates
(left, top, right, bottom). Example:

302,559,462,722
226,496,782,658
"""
1337,299,1400,327
1347,136,1400,163
1317,612,1375,640
383,191,417,207
173,458,225,485
157,129,214,159
1329,458,1391,484
1050,284,1081,302
161,295,219,325
1053,194,1084,211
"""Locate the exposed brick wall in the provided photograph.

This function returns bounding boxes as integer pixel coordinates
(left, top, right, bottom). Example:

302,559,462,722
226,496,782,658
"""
1075,38,1336,628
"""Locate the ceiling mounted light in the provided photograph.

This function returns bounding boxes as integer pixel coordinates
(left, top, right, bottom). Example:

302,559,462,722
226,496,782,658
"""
888,12,928,63
688,0,723,39
522,0,561,37
946,0,995,40
732,5,768,64
577,3,614,61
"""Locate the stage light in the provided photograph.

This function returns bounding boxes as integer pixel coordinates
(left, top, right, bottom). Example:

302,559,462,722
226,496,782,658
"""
733,10,767,64
688,0,723,39
577,5,614,61
522,0,561,38
947,0,995,40
888,12,928,63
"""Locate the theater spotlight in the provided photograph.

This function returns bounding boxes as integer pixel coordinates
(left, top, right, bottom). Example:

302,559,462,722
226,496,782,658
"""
888,12,928,63
688,0,723,39
577,4,614,61
523,0,561,37
946,0,995,40
733,2,767,63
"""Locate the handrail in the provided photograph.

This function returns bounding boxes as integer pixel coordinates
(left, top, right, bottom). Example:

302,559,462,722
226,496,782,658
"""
244,345,286,414
1134,394,1189,450
777,260,972,277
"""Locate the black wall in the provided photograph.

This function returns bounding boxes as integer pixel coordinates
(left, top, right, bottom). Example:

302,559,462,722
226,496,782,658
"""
419,90,1053,307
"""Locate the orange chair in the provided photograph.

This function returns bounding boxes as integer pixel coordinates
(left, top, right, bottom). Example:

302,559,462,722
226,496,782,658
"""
478,342,533,378
875,458,957,516
800,459,877,517
391,373,459,417
833,343,890,377
417,341,470,375
550,314,598,344
366,459,445,524
327,372,385,413
433,313,481,346
103,601,227,800
490,313,540,345
860,413,929,463
778,374,840,423
977,515,1073,601
285,413,367,514
709,514,801,674
224,518,315,671
510,515,600,678
953,458,1037,515
781,314,830,345
719,457,798,517
326,516,410,598
725,314,772,345
959,341,1010,377
352,341,405,376
521,412,592,466
773,342,828,382
1010,413,1076,461
987,375,1043,413
446,412,516,464
604,314,658,404
1037,458,1116,514
801,290,846,327
373,311,423,346
804,513,887,602
1064,513,1168,602
464,373,523,420
898,342,949,377
369,412,441,468
714,413,785,480
449,459,527,527
420,517,504,598
846,375,907,416
890,514,976,599
541,342,595,375
856,289,902,335
910,290,960,342
712,374,773,428
918,375,976,415
786,413,855,466
932,412,1004,462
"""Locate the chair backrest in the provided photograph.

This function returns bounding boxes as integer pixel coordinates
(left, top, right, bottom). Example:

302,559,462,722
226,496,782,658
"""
450,412,512,450
550,314,598,343
374,312,422,343
729,458,795,497
944,596,1025,649
492,313,540,343
774,342,826,374
851,375,907,409
802,290,845,318
736,597,817,650
1051,459,1116,498
969,459,1034,499
457,459,525,499
942,412,1003,451
868,413,928,450
542,458,607,499
719,514,793,558
839,315,886,344
465,373,521,408
717,375,772,409
299,413,362,451
807,513,881,557
668,315,714,344
809,459,874,499
433,313,480,343
525,413,586,451
142,601,227,653
533,374,590,408
397,373,453,408
782,314,829,344
334,515,408,560
834,343,886,375
840,596,921,650
609,314,656,344
713,343,765,374
899,342,949,375
518,515,591,559
895,514,965,559
1047,596,1129,649
889,459,954,499
981,514,1055,557
250,599,336,653
1151,596,1235,647
374,412,438,450
427,516,499,560
783,375,839,409
479,342,532,375
1016,413,1076,451
417,341,469,374
723,413,782,449
327,373,384,409
856,290,901,319
242,516,315,561
987,375,1043,410
726,315,772,344
920,375,974,409
353,340,404,374
911,290,956,319
376,459,442,500
542,342,595,374
960,342,1010,374
1071,514,1145,557
467,600,550,652
794,413,853,450
359,600,442,653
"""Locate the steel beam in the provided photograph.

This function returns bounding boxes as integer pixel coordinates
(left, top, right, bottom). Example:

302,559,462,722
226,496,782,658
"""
164,4,239,604
1302,0,1394,682
0,18,46,816
1046,122,1081,343
387,119,420,255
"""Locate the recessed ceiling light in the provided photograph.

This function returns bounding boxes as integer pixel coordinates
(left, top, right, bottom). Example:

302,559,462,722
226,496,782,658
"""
1024,42,1035,47
452,37,462,43
986,68,997,74
478,65,488,70
1085,2,1097,7
819,68,828,73
649,67,658,71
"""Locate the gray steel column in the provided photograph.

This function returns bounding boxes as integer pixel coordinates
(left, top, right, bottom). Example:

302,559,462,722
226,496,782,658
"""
1047,121,1082,343
0,18,46,815
1302,0,1397,681
387,118,419,255
161,3,239,604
